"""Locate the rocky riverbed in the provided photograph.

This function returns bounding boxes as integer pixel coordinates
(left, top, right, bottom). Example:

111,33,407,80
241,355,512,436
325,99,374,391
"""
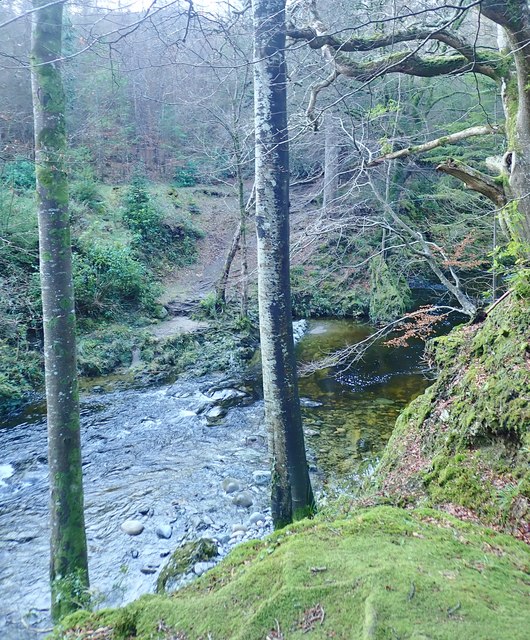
0,376,308,640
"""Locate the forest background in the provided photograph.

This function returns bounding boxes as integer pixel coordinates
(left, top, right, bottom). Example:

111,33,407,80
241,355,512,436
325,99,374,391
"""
0,0,507,413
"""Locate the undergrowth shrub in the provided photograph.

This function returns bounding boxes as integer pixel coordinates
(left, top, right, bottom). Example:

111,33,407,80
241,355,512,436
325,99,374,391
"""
122,176,202,266
1,159,35,191
73,243,158,319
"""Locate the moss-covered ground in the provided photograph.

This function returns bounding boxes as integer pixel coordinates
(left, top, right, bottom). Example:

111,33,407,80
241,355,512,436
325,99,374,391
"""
56,506,529,639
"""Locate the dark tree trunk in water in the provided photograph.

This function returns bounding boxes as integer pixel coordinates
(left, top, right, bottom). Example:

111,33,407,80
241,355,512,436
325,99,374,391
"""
31,0,89,620
252,0,315,527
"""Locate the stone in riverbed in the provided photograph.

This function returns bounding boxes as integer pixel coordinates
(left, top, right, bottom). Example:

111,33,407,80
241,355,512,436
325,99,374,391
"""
247,512,266,526
231,523,248,533
300,397,323,408
252,470,271,486
206,388,248,408
205,405,227,424
232,491,254,508
156,524,172,539
193,561,215,576
222,477,241,493
121,519,144,536
140,565,159,575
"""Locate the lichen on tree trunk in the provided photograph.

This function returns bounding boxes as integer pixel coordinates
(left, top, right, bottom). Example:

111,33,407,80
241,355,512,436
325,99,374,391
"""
31,0,89,620
252,0,315,527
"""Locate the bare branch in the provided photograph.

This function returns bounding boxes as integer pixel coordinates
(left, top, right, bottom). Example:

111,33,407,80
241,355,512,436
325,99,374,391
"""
0,0,67,30
299,306,464,375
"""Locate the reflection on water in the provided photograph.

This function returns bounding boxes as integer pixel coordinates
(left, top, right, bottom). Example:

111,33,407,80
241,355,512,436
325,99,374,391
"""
298,319,432,476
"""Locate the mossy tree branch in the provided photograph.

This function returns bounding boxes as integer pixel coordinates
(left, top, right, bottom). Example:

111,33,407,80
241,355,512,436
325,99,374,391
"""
436,159,507,207
368,124,505,166
287,26,503,81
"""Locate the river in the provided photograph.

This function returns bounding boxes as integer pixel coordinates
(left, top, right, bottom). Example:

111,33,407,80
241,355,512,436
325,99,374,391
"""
0,317,434,639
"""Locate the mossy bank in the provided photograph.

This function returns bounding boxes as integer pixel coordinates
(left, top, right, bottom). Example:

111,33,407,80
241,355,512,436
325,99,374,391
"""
375,282,530,541
56,507,529,639
54,286,530,638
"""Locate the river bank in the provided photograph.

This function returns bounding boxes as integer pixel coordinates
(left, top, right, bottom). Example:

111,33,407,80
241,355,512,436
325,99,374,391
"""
0,316,433,639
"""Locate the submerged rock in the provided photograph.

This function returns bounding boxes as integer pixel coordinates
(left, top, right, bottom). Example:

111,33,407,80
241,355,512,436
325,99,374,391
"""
252,469,271,485
232,491,254,508
221,477,241,493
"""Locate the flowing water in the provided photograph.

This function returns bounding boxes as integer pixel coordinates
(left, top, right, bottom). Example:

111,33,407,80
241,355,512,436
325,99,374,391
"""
0,317,436,639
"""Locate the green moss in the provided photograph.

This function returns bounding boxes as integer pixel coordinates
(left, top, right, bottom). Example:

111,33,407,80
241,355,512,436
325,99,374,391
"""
376,289,530,529
56,507,530,640
156,539,218,594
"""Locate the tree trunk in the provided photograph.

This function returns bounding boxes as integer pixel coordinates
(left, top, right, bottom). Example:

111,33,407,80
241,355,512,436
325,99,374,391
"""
322,114,339,213
215,222,241,307
31,0,89,620
238,160,249,318
478,2,530,250
253,0,315,527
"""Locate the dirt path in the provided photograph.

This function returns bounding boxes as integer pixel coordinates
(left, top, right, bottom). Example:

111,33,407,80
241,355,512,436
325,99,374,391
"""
151,185,245,337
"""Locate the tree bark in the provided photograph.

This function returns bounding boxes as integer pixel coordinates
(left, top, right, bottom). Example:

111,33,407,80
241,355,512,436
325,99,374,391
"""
31,0,89,620
252,0,315,527
484,1,530,249
215,222,241,307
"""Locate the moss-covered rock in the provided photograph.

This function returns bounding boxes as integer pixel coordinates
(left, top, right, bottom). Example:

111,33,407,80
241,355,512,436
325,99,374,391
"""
376,288,530,538
56,507,530,639
156,538,218,594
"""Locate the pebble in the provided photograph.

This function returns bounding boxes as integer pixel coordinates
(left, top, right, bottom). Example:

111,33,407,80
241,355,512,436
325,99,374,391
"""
121,519,144,536
215,533,231,544
156,524,172,539
222,477,241,493
193,561,215,576
232,491,254,508
247,512,266,525
130,549,139,559
140,565,158,575
231,523,248,533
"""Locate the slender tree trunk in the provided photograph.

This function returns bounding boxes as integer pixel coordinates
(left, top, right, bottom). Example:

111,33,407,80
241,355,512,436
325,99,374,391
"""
237,154,249,318
252,0,315,527
31,0,89,620
216,222,241,306
322,114,339,213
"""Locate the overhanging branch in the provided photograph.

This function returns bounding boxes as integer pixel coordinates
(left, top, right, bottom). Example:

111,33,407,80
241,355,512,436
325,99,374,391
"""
287,26,502,80
436,159,507,206
368,124,505,166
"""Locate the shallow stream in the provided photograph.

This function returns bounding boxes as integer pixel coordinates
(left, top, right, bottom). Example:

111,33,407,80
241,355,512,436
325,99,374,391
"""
0,317,434,639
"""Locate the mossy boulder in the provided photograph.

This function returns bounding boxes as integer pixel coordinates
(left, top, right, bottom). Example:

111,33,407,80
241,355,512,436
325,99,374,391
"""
56,507,530,639
376,289,530,537
156,538,218,594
